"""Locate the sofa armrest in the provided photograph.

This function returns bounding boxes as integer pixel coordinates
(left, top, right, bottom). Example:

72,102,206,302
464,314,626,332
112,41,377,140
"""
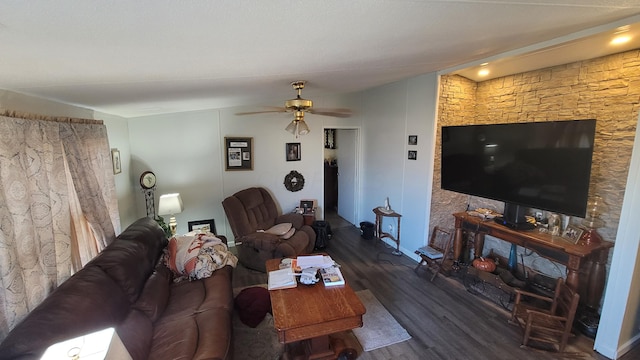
216,234,228,245
276,213,304,229
237,232,281,251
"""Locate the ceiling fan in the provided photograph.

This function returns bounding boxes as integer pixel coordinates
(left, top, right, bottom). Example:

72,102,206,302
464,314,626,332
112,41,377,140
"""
236,80,352,136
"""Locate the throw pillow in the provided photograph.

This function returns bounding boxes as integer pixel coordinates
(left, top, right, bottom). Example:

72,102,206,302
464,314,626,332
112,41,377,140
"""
281,227,295,239
263,223,292,236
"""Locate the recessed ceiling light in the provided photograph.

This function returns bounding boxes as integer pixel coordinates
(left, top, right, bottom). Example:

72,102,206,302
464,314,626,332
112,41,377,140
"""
610,34,632,45
478,68,490,76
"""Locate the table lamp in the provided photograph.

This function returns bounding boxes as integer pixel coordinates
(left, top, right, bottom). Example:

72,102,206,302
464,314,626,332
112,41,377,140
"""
158,193,184,236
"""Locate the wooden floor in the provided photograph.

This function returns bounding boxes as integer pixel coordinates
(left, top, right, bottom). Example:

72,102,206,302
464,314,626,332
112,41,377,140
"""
231,212,638,360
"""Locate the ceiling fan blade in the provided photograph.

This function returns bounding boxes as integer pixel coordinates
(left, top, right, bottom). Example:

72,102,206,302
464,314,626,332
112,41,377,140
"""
235,107,287,116
307,108,352,118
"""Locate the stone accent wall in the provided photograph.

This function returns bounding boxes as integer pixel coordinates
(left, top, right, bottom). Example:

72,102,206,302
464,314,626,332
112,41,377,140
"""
429,75,478,230
432,50,640,278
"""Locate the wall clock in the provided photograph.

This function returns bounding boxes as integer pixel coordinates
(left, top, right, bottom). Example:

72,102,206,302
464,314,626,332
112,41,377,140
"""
140,171,157,189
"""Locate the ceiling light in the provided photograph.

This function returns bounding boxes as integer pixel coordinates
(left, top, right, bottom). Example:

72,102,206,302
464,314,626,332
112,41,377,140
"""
285,119,310,137
285,120,297,134
611,25,632,45
478,68,490,77
610,34,631,45
297,120,310,135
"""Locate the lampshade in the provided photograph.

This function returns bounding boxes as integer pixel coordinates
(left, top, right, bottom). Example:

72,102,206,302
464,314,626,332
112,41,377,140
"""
285,120,297,134
297,120,310,135
284,119,310,137
158,193,183,236
158,193,184,215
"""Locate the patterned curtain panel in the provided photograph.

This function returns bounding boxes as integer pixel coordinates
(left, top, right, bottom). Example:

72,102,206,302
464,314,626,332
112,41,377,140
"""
0,114,120,340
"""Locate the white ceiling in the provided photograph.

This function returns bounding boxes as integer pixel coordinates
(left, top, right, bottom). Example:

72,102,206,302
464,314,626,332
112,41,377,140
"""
1,1,640,118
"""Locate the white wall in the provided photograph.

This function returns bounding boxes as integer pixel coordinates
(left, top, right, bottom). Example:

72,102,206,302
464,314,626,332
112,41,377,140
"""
127,93,362,241
0,90,135,230
594,111,640,359
358,73,439,256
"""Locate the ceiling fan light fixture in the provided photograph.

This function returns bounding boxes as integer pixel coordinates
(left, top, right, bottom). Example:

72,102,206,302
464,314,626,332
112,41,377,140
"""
285,120,297,134
297,120,310,135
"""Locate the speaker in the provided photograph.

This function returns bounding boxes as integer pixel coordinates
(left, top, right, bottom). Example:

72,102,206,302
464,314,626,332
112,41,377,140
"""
504,203,527,225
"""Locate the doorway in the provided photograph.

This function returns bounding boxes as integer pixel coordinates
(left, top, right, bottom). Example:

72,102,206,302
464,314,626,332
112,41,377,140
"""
323,128,359,226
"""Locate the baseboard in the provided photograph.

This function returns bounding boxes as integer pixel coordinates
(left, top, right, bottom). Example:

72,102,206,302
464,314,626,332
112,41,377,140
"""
611,332,640,359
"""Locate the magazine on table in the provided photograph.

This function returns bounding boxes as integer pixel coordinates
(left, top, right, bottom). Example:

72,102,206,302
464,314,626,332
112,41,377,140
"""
320,265,345,287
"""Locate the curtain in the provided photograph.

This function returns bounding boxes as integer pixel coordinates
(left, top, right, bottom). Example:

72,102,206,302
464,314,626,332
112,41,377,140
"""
0,112,120,340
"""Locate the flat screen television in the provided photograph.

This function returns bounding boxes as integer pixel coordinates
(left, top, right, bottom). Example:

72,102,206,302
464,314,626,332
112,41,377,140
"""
441,119,596,227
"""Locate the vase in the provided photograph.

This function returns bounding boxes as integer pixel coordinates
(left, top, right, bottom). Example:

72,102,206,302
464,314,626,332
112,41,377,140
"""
508,244,518,272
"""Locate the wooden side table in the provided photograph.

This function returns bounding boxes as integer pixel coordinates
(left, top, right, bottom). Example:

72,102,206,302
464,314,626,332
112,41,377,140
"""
373,207,402,256
303,211,316,226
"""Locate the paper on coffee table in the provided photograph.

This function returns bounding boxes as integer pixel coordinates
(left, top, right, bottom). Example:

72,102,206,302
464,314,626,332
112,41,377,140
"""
296,255,335,269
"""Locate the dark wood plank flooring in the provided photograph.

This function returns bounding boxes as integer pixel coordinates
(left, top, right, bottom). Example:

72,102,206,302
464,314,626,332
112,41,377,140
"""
231,212,638,360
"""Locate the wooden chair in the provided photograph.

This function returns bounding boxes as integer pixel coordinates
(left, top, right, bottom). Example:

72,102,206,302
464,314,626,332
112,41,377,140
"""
509,277,580,352
414,226,453,281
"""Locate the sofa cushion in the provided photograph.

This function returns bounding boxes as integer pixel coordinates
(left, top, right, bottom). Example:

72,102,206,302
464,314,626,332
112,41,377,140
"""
79,217,167,304
150,265,233,360
117,309,153,360
149,309,232,360
132,263,173,323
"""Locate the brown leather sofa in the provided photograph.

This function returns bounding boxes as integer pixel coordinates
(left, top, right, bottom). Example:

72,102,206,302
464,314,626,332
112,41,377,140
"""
0,217,234,360
222,187,316,272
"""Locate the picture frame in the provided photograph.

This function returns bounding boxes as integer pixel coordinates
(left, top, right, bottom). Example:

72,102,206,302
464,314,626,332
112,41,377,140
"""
408,150,417,160
408,135,418,145
111,148,121,174
299,200,315,214
562,224,584,244
286,142,301,161
225,137,253,171
188,219,217,235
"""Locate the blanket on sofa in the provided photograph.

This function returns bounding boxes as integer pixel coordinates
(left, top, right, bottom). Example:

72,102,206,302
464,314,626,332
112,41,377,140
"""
166,232,238,280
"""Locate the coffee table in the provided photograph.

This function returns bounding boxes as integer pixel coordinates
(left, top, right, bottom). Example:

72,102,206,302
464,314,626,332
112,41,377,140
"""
266,258,366,360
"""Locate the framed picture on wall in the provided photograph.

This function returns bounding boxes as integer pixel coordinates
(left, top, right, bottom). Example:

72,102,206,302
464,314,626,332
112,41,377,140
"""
111,148,121,174
286,143,301,161
225,137,253,170
408,150,417,160
188,219,217,235
408,135,418,145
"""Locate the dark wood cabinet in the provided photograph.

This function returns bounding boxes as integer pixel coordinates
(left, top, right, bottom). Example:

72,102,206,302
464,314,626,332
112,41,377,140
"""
324,164,338,211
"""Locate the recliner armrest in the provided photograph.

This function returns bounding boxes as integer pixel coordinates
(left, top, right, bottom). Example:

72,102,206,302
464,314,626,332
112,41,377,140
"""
238,232,281,251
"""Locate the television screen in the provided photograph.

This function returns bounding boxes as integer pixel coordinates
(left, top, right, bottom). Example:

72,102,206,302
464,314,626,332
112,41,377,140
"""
441,119,596,218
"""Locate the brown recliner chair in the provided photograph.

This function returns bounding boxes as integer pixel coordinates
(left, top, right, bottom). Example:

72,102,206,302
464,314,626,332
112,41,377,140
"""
222,187,316,272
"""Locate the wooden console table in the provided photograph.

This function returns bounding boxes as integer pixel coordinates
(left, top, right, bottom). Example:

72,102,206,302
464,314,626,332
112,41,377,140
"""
453,212,613,310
